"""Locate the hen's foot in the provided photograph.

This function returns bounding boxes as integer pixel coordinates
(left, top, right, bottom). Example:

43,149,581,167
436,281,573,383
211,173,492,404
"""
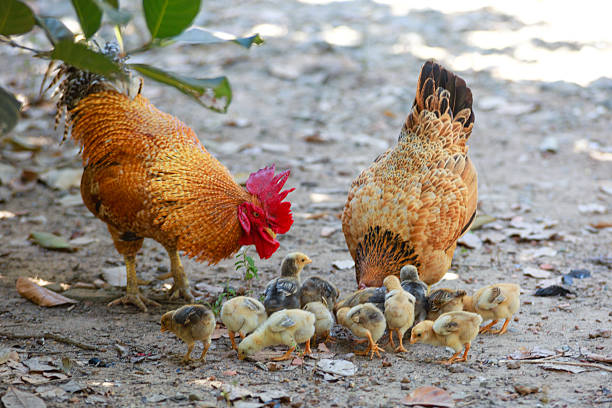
108,293,160,312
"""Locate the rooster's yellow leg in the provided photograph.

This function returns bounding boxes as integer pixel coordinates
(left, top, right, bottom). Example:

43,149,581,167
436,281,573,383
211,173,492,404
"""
479,319,498,334
165,246,194,302
108,255,160,312
272,347,296,361
489,319,510,335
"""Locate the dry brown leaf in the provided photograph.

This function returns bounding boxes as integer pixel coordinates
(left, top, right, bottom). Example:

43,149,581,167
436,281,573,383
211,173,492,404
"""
402,386,454,407
16,277,78,307
582,352,612,364
590,221,612,229
1,387,46,408
508,346,556,360
222,370,237,376
211,327,229,340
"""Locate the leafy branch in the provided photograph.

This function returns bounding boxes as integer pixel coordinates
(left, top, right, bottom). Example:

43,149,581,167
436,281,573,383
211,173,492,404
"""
0,0,263,134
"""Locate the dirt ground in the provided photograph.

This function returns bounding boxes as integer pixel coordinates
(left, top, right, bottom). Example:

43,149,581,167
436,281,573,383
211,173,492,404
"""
1,0,611,407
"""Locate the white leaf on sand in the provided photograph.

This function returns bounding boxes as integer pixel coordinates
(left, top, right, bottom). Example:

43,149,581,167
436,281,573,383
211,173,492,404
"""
257,390,290,403
58,194,83,207
69,236,97,246
260,143,290,153
599,180,612,196
0,163,19,185
316,359,356,376
523,267,551,279
102,267,126,288
457,232,482,249
480,230,506,244
519,247,557,261
540,363,586,374
2,387,46,408
0,349,19,364
539,136,559,153
40,169,83,190
23,358,57,372
320,226,338,237
332,260,354,270
21,374,50,385
536,277,562,288
578,203,607,214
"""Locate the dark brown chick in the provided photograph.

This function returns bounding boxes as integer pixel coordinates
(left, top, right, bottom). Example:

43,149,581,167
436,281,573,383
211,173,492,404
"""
427,288,467,321
333,286,386,313
399,265,428,324
299,276,340,311
263,252,312,314
337,303,386,359
160,304,215,362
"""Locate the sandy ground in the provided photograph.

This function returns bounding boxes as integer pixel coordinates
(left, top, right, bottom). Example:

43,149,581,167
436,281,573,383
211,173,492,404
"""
1,0,611,407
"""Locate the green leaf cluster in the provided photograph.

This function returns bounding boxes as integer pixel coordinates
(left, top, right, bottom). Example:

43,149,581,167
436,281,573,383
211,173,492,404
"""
0,0,263,133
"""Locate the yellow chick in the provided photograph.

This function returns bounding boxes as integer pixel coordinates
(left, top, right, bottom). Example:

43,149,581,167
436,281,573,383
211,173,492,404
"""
237,309,315,361
299,276,340,311
337,303,386,359
303,300,335,344
263,252,312,314
410,311,482,364
462,283,520,334
427,288,467,321
160,304,216,362
383,275,416,352
220,296,267,350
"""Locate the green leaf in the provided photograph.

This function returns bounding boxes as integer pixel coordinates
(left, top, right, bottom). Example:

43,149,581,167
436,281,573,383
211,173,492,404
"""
143,0,201,39
70,0,102,38
130,63,231,112
36,17,74,45
49,39,124,79
91,0,132,26
171,27,263,49
0,86,21,135
0,0,35,35
29,232,75,252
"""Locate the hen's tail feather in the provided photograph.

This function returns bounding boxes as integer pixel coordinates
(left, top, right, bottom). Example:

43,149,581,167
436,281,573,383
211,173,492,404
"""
404,60,474,132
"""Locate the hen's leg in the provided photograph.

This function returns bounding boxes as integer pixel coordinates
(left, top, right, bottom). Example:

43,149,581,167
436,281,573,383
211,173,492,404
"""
164,246,194,302
489,319,510,335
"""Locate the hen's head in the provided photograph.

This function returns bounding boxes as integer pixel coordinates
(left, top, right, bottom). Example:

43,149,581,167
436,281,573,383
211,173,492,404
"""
238,165,295,259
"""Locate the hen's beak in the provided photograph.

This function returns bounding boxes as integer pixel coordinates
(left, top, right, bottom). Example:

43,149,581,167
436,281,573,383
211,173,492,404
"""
264,227,276,241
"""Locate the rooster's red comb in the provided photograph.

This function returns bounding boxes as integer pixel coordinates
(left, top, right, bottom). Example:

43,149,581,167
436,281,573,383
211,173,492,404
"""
246,165,295,210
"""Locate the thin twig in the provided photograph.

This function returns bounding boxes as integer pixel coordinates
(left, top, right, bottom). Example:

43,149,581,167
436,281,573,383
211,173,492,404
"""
501,358,612,373
0,331,105,352
0,37,45,54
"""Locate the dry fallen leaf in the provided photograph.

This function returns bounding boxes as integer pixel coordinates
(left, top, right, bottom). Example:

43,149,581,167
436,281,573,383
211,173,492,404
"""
29,232,75,252
508,346,556,360
1,387,46,408
332,260,354,270
402,386,454,407
469,215,497,231
540,363,586,374
222,370,237,376
523,267,551,279
16,277,78,307
211,327,229,340
316,359,356,377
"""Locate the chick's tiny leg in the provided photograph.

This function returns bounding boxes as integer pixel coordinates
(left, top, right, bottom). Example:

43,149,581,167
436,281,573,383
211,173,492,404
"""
479,319,498,334
272,347,296,361
165,246,195,302
489,319,510,335
107,254,160,312
182,343,195,362
386,329,397,349
229,331,238,351
457,343,471,362
199,341,211,361
303,339,312,356
395,330,408,353
355,332,384,359
437,350,462,365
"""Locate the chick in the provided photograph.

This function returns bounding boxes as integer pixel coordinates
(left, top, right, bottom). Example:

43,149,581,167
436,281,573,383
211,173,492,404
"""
300,276,340,311
337,303,386,359
238,309,315,361
303,301,335,344
462,283,520,334
383,275,416,352
427,288,467,321
334,286,386,312
220,296,267,350
160,304,215,362
410,311,482,364
399,265,428,324
263,252,312,314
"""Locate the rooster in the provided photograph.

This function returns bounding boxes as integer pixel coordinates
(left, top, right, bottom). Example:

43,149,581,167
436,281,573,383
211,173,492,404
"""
49,47,295,311
342,60,477,290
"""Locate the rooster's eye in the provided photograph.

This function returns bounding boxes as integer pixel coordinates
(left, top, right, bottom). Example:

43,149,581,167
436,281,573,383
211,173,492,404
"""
253,211,259,218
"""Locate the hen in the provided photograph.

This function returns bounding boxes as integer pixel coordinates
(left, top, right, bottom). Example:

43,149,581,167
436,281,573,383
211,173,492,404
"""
342,60,477,289
51,53,295,311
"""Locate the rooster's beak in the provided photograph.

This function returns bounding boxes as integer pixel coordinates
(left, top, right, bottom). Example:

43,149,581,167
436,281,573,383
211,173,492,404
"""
264,227,276,240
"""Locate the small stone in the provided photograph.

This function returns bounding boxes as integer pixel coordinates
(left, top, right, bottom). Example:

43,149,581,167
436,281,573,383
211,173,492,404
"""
588,329,611,339
506,361,520,370
514,384,539,396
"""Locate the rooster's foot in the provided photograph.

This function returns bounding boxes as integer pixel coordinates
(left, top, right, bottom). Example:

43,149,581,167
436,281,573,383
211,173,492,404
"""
108,292,160,312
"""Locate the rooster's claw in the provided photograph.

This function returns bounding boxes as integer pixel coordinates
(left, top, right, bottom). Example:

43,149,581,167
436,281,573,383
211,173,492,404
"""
108,293,160,312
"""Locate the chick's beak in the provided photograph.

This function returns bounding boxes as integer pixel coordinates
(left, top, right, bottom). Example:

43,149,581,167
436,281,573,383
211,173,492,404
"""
304,256,312,265
409,336,417,344
264,227,276,241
